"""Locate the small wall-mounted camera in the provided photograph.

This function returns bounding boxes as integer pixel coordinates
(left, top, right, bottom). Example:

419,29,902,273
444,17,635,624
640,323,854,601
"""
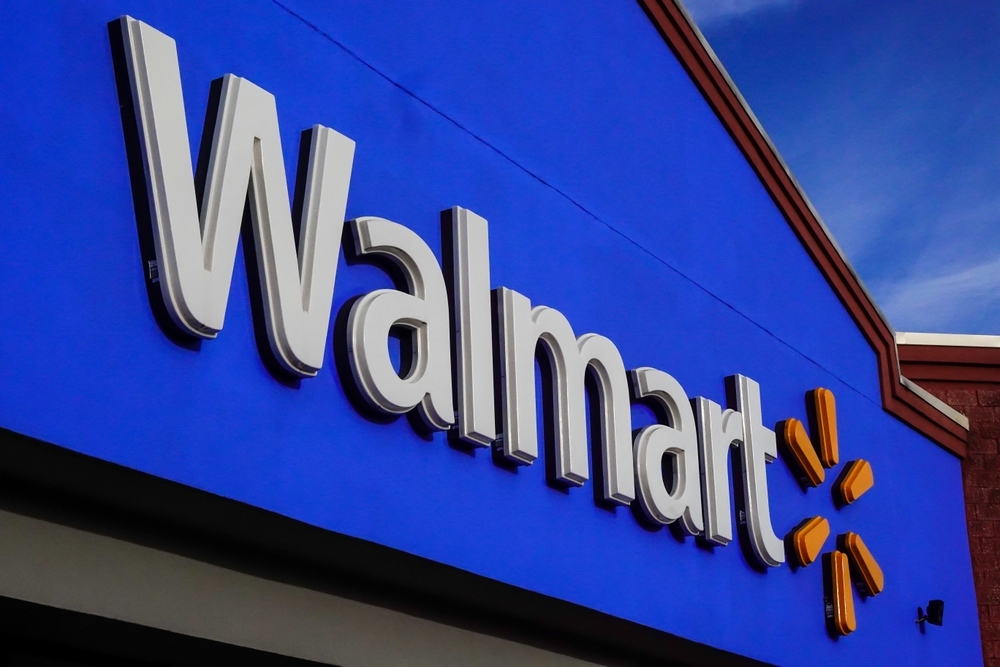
916,600,944,627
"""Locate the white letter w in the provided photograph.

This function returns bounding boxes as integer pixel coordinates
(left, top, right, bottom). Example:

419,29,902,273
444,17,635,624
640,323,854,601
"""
116,16,355,377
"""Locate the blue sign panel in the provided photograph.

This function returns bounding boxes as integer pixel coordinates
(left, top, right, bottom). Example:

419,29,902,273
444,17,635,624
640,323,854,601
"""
0,1,982,664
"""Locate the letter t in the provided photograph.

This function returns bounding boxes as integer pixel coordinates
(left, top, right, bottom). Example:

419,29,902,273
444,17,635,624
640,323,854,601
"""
728,375,785,567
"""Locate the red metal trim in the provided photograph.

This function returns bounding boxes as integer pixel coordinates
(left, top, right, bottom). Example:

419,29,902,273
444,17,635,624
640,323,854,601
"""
637,0,967,457
899,345,1000,385
899,344,1000,367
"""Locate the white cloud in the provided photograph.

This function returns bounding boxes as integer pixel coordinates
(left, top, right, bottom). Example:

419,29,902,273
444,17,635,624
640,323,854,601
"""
687,1,1000,334
876,256,1000,333
681,0,800,26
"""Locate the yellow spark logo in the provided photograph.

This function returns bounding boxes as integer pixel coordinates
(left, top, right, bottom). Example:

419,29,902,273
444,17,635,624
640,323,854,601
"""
780,388,883,637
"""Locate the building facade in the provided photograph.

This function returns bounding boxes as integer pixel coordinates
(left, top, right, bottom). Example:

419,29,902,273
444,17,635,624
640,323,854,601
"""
898,333,1000,666
0,1,985,665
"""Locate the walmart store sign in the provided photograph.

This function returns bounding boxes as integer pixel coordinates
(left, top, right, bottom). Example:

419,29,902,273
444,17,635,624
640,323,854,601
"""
115,18,882,630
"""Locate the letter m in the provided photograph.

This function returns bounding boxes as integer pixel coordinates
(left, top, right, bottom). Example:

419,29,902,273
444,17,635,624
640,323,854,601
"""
114,16,355,376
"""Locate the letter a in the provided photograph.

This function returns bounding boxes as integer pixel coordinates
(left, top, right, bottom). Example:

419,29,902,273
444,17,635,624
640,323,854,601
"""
347,217,455,431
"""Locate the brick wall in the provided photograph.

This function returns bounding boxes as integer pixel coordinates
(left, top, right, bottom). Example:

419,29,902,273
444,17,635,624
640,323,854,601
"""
914,381,999,665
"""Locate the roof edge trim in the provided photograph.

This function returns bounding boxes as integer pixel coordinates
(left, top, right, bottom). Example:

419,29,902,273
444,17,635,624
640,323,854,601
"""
897,332,1000,349
638,0,968,457
900,376,970,429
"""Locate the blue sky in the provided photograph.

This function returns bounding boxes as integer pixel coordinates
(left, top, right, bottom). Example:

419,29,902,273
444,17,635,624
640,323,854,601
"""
683,0,1000,334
